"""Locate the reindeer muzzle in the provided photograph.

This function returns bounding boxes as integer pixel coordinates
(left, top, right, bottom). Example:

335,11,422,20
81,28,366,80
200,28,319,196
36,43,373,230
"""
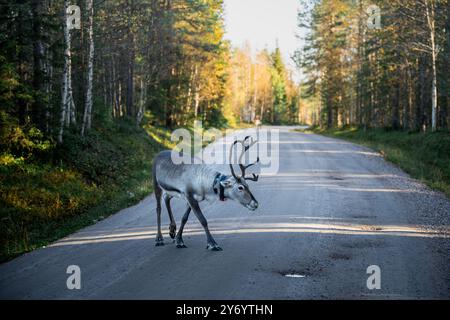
247,200,259,211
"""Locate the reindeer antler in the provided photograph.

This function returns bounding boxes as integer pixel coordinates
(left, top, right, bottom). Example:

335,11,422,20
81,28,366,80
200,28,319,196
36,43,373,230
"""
229,136,260,181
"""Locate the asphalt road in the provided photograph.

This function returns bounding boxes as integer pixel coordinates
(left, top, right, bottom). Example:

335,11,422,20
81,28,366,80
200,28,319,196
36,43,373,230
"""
1,126,449,299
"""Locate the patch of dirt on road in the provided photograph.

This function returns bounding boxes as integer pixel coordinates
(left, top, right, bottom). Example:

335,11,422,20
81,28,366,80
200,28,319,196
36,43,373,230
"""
340,238,385,249
329,252,351,260
328,176,345,181
360,225,383,231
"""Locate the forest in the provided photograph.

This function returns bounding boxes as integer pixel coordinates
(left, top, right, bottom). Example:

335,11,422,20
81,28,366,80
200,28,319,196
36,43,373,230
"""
0,0,299,144
297,0,450,131
0,0,299,260
0,0,449,261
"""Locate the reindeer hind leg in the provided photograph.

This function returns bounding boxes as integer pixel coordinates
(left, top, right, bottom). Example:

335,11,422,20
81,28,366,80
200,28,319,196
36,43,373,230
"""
164,194,177,239
155,185,164,246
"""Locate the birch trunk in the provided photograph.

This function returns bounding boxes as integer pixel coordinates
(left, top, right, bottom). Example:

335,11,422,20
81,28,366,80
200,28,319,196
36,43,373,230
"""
193,65,199,118
58,0,70,143
426,0,438,131
59,0,78,143
82,0,94,136
66,6,76,126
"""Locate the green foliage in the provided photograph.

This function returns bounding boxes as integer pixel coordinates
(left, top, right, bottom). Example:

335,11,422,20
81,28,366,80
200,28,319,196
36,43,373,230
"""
0,111,55,162
270,48,288,124
0,120,172,262
0,56,21,112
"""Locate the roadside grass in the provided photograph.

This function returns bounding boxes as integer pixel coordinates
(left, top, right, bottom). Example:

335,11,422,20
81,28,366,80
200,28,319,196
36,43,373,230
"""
301,127,450,198
0,119,174,262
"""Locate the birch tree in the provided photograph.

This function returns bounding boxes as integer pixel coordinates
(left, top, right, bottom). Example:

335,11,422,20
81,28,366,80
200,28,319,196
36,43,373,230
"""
425,0,438,131
58,1,77,143
82,0,94,136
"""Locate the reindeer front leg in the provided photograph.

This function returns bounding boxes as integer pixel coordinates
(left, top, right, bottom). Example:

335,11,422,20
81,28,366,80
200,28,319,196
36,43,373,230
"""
175,205,191,248
187,196,222,251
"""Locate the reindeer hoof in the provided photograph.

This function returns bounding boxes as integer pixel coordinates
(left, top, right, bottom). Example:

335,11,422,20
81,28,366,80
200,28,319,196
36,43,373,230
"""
206,244,223,251
176,243,187,249
155,236,164,247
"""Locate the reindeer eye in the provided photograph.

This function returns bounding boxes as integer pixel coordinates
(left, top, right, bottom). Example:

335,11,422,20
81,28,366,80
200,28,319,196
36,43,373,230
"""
238,185,245,191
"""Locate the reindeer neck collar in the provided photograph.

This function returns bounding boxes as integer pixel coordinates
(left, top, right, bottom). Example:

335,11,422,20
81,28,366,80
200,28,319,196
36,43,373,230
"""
213,173,227,201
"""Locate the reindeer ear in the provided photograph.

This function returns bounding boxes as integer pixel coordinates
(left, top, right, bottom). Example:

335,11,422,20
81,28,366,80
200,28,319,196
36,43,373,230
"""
220,177,233,188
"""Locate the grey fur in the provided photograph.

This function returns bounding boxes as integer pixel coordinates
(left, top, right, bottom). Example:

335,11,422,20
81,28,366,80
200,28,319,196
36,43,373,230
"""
152,143,259,251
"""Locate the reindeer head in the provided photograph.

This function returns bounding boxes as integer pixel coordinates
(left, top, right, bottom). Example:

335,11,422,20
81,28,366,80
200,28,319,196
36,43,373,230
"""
220,136,260,211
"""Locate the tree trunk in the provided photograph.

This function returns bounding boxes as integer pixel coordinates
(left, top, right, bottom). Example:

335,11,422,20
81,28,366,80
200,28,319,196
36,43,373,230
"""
445,0,450,128
426,0,438,131
416,57,426,131
31,0,47,131
112,54,117,118
82,0,94,136
46,48,53,133
126,33,135,117
392,79,400,130
58,0,72,144
193,65,199,118
404,65,413,130
102,57,108,112
136,77,145,126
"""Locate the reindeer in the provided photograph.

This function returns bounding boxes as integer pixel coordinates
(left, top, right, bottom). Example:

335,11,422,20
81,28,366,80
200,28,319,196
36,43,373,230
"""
152,136,260,251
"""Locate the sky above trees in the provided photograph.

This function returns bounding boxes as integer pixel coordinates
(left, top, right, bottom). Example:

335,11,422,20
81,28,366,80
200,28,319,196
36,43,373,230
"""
223,0,302,80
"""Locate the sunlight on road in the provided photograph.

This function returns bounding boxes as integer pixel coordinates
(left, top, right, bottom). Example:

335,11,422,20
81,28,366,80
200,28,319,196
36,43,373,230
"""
50,222,449,247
